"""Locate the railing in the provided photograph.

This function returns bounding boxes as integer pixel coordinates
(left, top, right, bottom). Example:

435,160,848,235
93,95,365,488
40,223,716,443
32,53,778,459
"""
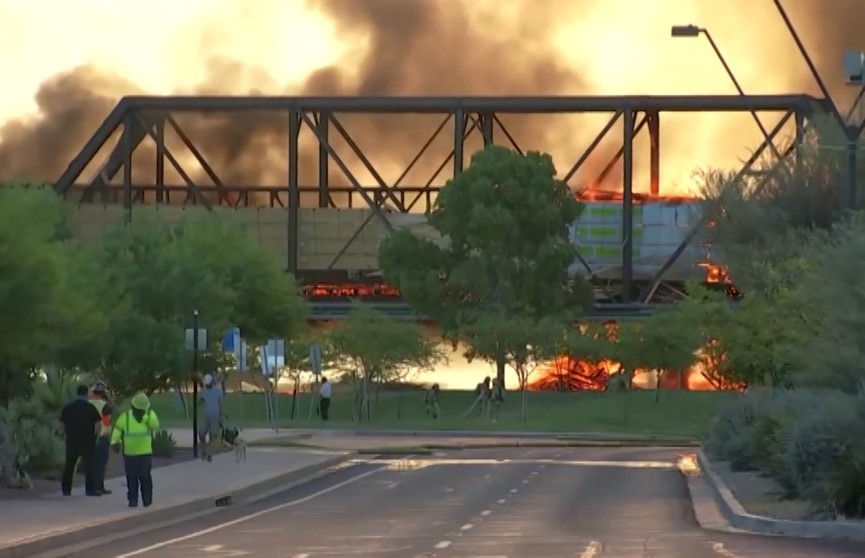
307,301,659,322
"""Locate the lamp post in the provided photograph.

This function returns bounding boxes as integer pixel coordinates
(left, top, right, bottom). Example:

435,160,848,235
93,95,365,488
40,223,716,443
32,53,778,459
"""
671,25,778,157
192,309,199,459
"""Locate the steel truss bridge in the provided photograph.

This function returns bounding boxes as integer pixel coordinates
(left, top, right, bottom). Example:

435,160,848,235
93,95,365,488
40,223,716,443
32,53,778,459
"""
52,94,831,318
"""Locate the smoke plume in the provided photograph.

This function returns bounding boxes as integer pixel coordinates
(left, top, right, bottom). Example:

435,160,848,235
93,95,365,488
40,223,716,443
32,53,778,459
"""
0,0,863,199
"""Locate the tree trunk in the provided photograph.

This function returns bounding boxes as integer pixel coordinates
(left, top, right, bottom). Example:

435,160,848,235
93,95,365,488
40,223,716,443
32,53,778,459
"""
654,370,662,403
495,357,506,388
397,384,404,419
520,386,527,423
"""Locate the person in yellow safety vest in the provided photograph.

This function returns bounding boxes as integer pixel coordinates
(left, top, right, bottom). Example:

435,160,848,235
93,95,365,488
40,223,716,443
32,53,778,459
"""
110,392,161,508
88,381,114,495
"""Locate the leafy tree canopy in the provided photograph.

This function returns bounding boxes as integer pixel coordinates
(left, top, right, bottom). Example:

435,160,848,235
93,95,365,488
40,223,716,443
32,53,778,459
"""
379,146,592,383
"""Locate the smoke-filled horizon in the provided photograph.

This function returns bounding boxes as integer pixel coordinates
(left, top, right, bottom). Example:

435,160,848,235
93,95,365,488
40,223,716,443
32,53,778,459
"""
0,0,863,198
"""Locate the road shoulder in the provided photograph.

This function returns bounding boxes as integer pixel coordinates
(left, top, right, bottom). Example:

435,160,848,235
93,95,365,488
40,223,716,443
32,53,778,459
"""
695,449,865,541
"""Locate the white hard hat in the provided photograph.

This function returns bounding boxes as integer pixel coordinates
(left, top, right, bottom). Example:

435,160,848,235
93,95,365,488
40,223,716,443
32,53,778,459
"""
203,374,214,385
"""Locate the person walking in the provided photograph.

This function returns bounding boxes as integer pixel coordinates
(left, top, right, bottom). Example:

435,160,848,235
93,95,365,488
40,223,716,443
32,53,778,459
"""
88,380,114,495
198,374,224,462
319,377,332,421
424,383,441,420
60,385,103,497
111,392,160,508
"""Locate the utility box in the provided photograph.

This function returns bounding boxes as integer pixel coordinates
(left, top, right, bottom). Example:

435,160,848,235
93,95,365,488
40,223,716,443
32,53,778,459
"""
844,50,865,85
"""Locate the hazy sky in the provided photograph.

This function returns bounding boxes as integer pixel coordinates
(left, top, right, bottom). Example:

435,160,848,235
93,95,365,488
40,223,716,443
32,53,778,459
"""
2,0,860,193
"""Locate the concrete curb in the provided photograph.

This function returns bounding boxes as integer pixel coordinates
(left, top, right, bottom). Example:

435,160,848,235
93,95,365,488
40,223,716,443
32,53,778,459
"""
421,440,700,450
301,428,697,441
0,454,353,558
697,449,865,541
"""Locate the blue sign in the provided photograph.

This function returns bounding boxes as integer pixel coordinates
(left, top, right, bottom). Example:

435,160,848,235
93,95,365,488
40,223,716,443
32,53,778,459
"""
222,327,241,354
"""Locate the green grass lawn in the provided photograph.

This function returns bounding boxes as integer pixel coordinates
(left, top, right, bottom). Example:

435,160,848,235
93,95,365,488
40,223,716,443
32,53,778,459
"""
151,386,731,439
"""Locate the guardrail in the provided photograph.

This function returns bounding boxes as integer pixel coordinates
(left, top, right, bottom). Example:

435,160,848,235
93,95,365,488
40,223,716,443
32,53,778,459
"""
308,301,659,321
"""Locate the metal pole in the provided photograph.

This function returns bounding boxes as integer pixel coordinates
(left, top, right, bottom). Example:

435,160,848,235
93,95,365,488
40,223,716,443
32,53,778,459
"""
622,109,635,303
192,309,199,459
847,136,858,208
702,31,780,158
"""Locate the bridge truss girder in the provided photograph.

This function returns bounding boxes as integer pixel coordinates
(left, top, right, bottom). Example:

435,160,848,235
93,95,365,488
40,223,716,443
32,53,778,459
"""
54,94,825,301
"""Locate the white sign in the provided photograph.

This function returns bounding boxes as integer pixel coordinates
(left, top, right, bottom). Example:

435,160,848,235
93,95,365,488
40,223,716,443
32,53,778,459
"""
259,338,285,377
185,328,208,352
309,343,323,376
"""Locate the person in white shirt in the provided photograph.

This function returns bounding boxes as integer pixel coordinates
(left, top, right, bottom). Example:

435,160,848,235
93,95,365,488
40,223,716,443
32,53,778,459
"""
319,377,332,421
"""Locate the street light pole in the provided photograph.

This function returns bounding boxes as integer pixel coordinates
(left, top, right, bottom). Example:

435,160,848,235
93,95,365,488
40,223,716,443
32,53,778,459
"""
671,25,781,161
192,309,199,459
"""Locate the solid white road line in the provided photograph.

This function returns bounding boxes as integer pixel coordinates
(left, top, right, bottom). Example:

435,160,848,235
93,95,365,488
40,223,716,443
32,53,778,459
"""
580,540,601,558
115,467,382,557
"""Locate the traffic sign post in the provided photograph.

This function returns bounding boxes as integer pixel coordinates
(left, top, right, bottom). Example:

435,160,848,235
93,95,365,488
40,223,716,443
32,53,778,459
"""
185,310,208,459
259,339,285,431
307,343,323,420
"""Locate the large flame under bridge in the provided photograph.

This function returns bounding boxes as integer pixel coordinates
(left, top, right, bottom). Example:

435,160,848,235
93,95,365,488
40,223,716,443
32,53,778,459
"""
52,94,826,309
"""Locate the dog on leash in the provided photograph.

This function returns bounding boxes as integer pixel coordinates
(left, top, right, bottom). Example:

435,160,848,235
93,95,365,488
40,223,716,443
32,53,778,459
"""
222,426,247,463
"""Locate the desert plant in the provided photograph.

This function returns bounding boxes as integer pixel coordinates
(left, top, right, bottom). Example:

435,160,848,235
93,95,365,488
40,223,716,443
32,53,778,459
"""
703,390,768,470
151,430,176,458
0,399,64,476
822,439,865,519
777,393,862,502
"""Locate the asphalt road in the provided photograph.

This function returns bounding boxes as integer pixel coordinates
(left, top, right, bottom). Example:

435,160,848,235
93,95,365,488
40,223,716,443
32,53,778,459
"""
61,447,865,558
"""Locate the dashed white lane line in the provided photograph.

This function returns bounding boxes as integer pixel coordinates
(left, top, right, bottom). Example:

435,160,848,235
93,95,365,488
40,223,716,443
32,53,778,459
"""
435,541,452,549
497,498,506,504
529,471,538,476
480,509,491,516
509,488,519,493
711,542,741,557
521,479,530,484
580,540,601,558
461,523,474,531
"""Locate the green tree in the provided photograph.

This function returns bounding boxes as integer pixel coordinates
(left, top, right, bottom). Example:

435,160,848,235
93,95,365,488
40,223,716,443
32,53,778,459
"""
460,309,561,422
614,311,701,401
97,215,308,398
0,185,105,404
329,302,442,421
379,146,592,387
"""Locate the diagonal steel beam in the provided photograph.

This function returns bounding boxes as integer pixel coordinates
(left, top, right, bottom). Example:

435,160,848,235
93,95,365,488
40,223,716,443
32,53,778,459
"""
404,115,481,212
327,114,406,211
131,112,212,210
165,115,226,202
392,114,452,188
298,111,393,231
55,101,129,195
636,110,795,302
78,110,162,203
594,113,648,188
562,111,623,186
492,115,523,154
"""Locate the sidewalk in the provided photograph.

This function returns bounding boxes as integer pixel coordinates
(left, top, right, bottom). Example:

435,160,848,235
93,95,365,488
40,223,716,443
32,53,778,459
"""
0,445,350,556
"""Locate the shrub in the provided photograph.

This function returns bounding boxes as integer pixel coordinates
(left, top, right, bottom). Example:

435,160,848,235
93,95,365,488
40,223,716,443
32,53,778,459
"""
823,440,865,519
703,390,768,470
777,393,862,502
152,430,176,458
0,399,64,477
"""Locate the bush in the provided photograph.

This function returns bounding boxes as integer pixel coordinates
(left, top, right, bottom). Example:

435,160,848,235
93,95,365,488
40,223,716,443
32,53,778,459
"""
824,440,865,519
0,398,64,477
777,393,862,503
152,430,176,457
703,390,768,470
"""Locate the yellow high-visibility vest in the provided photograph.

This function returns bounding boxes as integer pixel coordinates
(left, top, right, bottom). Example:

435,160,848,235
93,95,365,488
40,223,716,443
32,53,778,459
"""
110,410,160,456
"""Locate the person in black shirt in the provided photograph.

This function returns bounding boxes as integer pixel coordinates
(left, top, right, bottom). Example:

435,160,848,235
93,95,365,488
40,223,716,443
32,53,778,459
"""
59,385,103,497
